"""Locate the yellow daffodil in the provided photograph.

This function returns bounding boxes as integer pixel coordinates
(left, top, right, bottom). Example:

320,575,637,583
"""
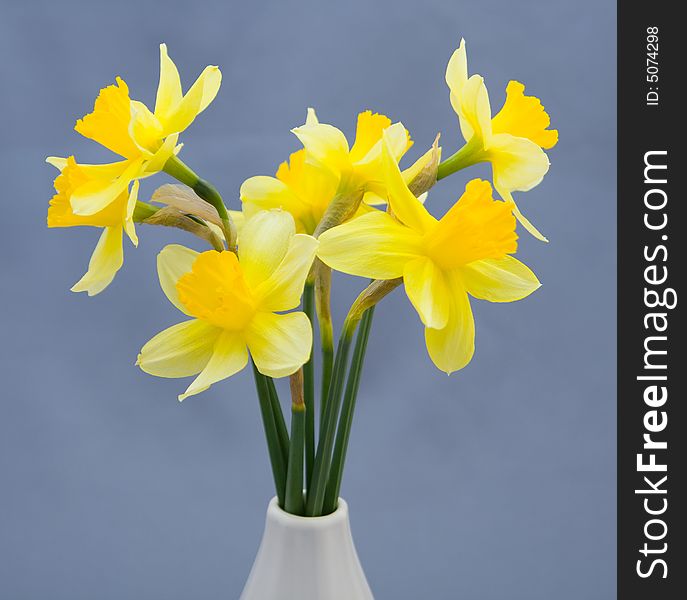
137,210,318,400
318,132,541,373
291,108,413,197
47,156,140,295
443,39,558,241
240,109,421,234
47,44,221,228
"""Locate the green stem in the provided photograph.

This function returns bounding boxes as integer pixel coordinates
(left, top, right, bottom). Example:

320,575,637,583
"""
266,377,289,467
436,138,484,181
132,201,159,222
285,404,306,515
315,262,334,426
252,362,286,507
163,155,237,249
305,320,357,516
320,339,334,424
302,282,316,488
323,308,375,513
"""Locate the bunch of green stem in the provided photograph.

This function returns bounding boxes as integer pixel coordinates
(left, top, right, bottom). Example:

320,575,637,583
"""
153,144,469,517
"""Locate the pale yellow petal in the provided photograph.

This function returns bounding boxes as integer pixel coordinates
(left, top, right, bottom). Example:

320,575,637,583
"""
71,225,124,296
488,133,550,193
154,43,183,123
179,330,248,400
159,64,222,135
461,256,541,302
511,201,549,242
137,319,220,378
69,158,143,216
403,257,450,329
317,210,423,279
238,210,295,288
305,107,319,126
254,233,319,311
381,131,436,233
455,74,492,144
445,39,468,100
227,210,244,235
291,122,350,174
46,156,68,170
157,244,200,314
246,312,312,378
123,180,139,246
240,176,304,217
425,274,475,374
144,133,180,173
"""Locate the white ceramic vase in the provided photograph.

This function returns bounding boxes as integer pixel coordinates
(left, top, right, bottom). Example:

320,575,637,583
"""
240,497,373,600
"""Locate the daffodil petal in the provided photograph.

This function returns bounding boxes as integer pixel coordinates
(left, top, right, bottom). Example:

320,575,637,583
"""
488,133,550,193
157,244,200,314
455,74,492,144
425,275,475,374
238,210,295,288
305,107,319,126
460,256,541,302
124,180,139,246
240,176,303,217
246,312,312,378
46,156,68,170
71,225,124,296
69,158,143,216
154,43,183,123
511,202,549,242
179,330,248,400
160,64,221,135
144,133,179,173
228,210,244,235
137,319,220,378
291,122,350,173
318,210,424,279
255,234,319,311
382,131,436,233
445,38,468,100
403,257,450,329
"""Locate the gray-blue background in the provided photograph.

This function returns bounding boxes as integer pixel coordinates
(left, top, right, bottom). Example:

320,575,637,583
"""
0,1,616,598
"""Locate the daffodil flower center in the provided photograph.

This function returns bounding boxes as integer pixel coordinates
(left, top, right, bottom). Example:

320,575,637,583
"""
176,251,257,331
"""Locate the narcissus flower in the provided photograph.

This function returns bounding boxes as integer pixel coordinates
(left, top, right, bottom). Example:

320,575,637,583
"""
47,156,140,295
137,210,318,400
48,44,221,223
443,39,558,241
240,109,421,234
318,132,541,373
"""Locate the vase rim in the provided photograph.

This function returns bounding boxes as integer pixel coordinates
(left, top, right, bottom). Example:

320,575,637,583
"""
267,496,349,526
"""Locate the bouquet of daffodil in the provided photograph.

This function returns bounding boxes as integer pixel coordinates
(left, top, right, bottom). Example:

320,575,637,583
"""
47,40,556,517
